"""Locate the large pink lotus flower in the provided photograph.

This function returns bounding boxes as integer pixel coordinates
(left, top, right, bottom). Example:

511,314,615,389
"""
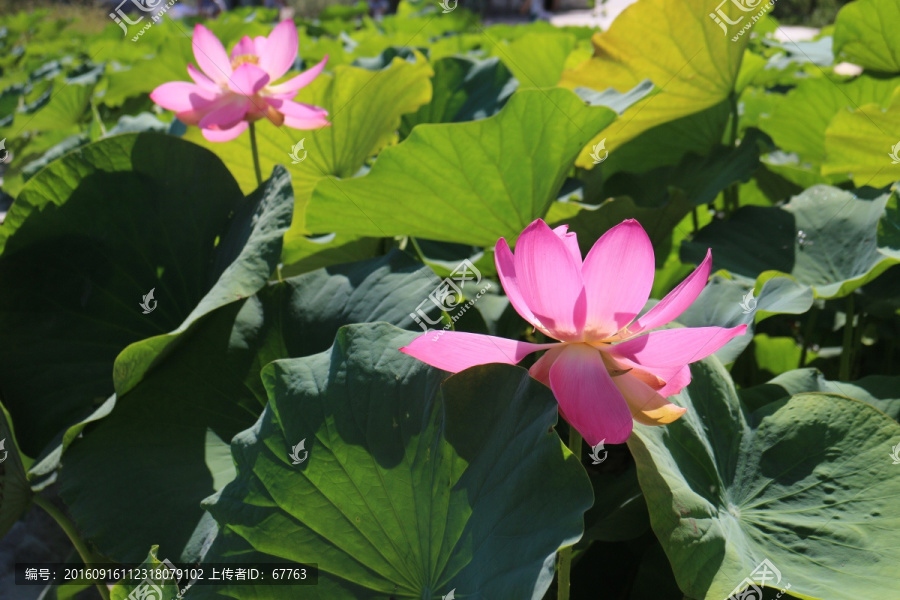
150,21,329,142
401,219,747,445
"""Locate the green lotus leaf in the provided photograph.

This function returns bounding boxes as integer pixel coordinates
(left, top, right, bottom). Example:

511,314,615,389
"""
0,399,31,539
822,87,900,187
681,185,898,299
739,367,900,420
559,0,750,166
0,134,291,455
400,55,517,137
197,321,592,599
758,74,898,166
58,252,443,563
307,88,619,247
834,0,900,73
629,357,900,600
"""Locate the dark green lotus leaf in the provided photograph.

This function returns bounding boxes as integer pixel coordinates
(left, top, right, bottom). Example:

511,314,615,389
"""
681,185,897,299
0,399,31,539
58,252,443,563
739,367,900,420
629,357,900,600
0,134,290,456
400,55,517,137
674,274,814,364
199,322,592,599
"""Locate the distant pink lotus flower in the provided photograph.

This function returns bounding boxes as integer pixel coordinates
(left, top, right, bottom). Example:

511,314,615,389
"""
401,219,747,445
150,21,329,142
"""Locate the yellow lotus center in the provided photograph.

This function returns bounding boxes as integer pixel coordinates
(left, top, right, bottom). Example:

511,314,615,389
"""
231,54,259,69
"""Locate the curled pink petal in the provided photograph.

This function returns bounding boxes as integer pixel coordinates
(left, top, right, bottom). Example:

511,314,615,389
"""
581,219,655,340
400,331,554,373
528,345,565,388
227,63,270,96
266,98,330,129
609,325,747,369
552,224,583,268
657,365,692,397
612,371,687,427
259,20,298,81
266,56,329,95
622,249,712,338
192,24,232,84
549,344,633,445
201,121,248,142
514,219,586,341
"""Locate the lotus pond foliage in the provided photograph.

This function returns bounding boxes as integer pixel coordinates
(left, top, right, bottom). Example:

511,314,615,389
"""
0,1,899,600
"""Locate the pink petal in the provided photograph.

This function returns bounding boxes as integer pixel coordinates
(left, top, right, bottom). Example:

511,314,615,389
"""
230,35,257,59
198,96,253,130
549,343,633,445
581,219,655,340
400,331,554,373
495,237,543,333
266,98,330,129
201,121,248,142
513,219,587,341
227,63,270,96
528,345,565,387
552,224,583,268
187,64,220,92
254,36,268,55
657,365,692,397
266,56,328,96
621,249,712,339
192,24,233,85
150,81,219,112
609,325,748,369
612,371,687,427
259,20,298,82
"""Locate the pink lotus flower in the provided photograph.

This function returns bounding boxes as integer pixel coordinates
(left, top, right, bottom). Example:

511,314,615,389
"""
150,21,329,142
400,219,747,445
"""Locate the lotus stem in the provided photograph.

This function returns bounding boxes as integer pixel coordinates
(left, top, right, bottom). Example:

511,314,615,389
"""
724,92,740,216
407,236,427,264
33,495,111,600
249,121,263,187
839,294,855,381
557,426,583,600
798,305,818,368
